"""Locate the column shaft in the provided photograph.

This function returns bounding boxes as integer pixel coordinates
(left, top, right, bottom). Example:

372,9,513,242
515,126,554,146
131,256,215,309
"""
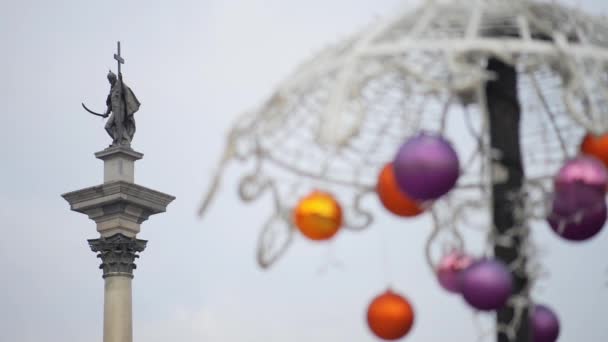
104,276,133,342
88,233,147,342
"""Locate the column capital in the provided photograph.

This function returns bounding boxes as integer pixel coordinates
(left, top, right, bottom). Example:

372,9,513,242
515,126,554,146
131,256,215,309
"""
89,233,147,278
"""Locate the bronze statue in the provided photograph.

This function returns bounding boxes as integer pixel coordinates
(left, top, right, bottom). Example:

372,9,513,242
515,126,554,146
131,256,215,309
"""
82,42,140,146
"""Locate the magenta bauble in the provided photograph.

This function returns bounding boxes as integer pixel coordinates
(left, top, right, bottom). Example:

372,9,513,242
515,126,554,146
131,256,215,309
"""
531,304,560,342
555,156,608,193
436,251,474,294
547,183,607,241
393,133,460,200
460,259,512,311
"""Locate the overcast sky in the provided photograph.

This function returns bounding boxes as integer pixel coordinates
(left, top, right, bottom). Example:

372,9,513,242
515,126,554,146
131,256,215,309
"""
2,0,608,341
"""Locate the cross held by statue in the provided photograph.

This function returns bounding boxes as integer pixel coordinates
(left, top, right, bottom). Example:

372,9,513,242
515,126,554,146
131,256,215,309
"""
114,41,124,75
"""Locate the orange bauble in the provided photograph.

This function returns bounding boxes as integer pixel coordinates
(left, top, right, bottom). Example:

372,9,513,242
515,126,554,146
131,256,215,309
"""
376,163,424,217
294,190,343,241
581,133,608,168
367,290,415,340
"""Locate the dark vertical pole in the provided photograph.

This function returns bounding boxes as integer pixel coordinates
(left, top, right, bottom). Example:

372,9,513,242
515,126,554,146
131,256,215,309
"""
486,58,530,342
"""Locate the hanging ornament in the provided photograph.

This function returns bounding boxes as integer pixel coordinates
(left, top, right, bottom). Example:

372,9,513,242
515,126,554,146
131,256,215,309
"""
376,162,424,217
294,190,343,241
460,259,512,311
554,156,608,193
393,133,460,201
581,133,608,169
436,251,474,294
547,184,607,241
366,289,415,340
531,304,560,342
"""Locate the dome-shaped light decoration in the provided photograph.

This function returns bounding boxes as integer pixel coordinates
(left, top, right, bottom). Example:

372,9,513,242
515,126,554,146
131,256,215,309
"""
366,289,415,340
393,133,460,201
294,190,343,241
531,304,560,342
376,162,424,217
199,0,608,282
436,250,474,294
460,259,513,311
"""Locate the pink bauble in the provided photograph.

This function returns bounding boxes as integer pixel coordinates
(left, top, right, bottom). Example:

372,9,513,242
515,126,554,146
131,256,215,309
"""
393,133,460,200
555,156,608,193
436,251,474,294
547,183,607,241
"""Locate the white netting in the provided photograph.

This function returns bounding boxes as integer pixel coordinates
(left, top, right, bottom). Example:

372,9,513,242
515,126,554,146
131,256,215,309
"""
200,0,608,339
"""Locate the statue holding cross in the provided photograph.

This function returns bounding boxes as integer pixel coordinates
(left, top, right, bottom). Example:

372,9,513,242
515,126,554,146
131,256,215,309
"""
82,41,141,146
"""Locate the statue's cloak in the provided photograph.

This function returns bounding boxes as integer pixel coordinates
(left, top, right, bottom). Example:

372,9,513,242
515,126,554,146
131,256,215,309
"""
107,80,141,117
122,82,140,117
106,79,140,143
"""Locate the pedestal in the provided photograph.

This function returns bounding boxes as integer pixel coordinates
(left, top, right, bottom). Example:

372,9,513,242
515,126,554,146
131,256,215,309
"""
62,145,174,342
95,146,143,184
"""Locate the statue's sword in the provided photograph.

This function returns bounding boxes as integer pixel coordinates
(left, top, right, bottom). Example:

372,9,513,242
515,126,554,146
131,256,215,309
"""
81,103,106,117
81,42,125,119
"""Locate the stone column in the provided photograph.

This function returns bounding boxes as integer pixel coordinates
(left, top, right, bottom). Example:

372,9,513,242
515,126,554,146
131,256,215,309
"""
89,234,147,342
62,145,174,342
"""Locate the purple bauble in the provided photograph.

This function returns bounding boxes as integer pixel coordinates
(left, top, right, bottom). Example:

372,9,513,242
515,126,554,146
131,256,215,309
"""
555,156,608,192
393,133,460,200
531,305,560,342
460,259,512,311
436,251,474,294
547,183,607,241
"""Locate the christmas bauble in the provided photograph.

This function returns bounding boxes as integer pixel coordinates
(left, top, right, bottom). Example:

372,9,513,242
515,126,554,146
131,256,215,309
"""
366,290,415,340
294,191,342,241
581,133,608,169
460,259,512,311
436,251,474,294
547,183,607,241
393,133,459,200
376,162,424,217
531,304,560,342
555,155,608,193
